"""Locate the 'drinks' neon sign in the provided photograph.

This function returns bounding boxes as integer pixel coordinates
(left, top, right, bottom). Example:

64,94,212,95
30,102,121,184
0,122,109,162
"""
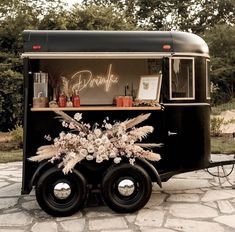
71,64,119,92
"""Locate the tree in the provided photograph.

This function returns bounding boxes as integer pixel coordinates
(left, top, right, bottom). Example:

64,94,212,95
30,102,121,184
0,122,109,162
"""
0,0,66,53
66,3,137,30
83,0,235,33
204,24,235,104
0,52,23,131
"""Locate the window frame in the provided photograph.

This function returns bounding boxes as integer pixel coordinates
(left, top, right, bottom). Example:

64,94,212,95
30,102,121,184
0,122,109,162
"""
169,57,195,100
206,59,211,100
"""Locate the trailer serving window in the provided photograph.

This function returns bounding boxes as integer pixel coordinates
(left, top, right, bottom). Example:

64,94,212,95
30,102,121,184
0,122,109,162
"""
169,57,195,100
39,58,162,105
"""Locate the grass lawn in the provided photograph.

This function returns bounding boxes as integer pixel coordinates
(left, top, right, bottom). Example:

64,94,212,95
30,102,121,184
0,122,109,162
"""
0,149,23,163
211,137,235,154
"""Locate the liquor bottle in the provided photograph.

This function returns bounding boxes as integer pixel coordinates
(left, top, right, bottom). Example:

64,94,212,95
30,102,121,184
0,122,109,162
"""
72,89,80,107
58,91,66,107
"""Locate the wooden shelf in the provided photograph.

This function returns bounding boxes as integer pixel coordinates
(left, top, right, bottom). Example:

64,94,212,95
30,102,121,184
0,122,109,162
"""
31,106,162,111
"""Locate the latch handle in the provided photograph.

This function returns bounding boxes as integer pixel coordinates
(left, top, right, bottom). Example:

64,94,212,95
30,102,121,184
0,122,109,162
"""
168,131,178,136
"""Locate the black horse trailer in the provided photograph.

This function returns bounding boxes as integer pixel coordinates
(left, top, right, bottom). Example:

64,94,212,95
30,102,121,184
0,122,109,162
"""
21,30,235,216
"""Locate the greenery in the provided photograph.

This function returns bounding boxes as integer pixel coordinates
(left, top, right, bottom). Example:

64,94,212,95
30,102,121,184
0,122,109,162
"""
211,98,235,115
211,137,235,154
0,149,22,163
204,25,235,105
9,124,23,148
0,0,234,130
0,51,23,128
210,117,224,137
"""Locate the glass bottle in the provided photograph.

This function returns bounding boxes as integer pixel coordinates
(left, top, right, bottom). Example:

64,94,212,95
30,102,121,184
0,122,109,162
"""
58,91,66,107
66,97,73,107
72,89,80,107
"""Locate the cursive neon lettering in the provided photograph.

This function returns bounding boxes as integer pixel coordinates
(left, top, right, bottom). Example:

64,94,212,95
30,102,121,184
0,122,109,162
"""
71,64,119,92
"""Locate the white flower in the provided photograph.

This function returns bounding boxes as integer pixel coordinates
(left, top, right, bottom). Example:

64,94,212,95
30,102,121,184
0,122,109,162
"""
79,131,85,137
86,155,94,161
69,122,75,129
74,113,82,121
98,145,105,154
96,156,103,163
121,134,128,142
105,123,112,129
101,135,109,144
87,145,95,153
44,134,51,141
130,140,135,145
62,121,68,127
68,152,76,158
59,132,65,139
87,134,94,141
101,154,109,160
95,138,102,146
65,133,73,140
109,151,116,158
114,157,122,164
129,158,135,165
80,138,87,145
79,149,88,157
94,129,102,137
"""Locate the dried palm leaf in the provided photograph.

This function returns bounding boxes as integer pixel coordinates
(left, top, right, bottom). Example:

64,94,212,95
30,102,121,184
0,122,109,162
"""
61,76,69,97
37,145,53,151
140,151,161,161
129,126,154,141
62,155,84,174
134,143,163,148
54,110,88,132
29,151,57,162
124,113,151,129
29,145,60,162
105,114,151,136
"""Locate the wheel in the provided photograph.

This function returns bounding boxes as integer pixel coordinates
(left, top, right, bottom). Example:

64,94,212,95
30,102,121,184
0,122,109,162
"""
101,163,152,213
36,167,87,217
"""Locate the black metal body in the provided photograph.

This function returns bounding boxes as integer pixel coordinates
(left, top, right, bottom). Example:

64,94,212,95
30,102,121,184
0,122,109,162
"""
21,30,235,194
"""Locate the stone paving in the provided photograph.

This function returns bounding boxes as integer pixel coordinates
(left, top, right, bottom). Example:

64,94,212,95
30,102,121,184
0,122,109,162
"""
0,154,235,232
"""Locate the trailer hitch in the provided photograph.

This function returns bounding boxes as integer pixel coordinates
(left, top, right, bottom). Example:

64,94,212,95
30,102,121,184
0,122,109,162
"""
206,158,235,169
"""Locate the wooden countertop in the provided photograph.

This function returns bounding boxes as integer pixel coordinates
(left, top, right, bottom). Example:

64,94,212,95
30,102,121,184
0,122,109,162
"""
31,106,162,111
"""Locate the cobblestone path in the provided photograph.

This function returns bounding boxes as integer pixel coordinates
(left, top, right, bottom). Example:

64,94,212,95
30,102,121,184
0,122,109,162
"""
0,154,235,232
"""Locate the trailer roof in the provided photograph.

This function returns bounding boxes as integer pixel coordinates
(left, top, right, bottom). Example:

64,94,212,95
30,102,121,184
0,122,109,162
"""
22,30,209,57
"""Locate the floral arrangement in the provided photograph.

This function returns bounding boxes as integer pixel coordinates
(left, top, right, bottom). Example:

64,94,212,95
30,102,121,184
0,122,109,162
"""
29,111,161,174
133,99,161,107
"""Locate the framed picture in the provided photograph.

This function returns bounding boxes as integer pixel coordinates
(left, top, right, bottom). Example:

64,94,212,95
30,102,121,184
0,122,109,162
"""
137,75,162,101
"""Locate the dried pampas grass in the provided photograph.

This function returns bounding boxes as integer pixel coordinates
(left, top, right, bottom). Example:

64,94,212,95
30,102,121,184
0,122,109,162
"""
29,146,59,162
62,155,84,174
135,143,163,148
129,126,154,141
124,113,151,129
140,151,161,161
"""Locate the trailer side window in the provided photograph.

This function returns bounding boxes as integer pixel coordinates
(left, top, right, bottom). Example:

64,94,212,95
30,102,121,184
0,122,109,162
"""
206,59,210,99
170,58,195,100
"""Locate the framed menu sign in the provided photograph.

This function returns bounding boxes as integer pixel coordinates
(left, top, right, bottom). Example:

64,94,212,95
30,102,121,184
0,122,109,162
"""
137,75,162,101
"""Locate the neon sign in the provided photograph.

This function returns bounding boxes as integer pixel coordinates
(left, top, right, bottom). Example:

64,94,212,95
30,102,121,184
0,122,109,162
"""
70,64,119,92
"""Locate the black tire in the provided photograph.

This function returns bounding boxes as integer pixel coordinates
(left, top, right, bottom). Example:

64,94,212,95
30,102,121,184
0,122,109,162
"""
36,167,87,217
101,163,152,213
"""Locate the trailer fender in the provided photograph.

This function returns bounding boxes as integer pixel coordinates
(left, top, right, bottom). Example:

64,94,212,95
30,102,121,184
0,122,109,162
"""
136,158,162,188
30,161,54,189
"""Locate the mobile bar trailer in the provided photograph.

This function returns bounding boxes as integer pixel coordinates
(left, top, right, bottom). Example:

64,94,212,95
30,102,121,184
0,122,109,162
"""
21,30,235,216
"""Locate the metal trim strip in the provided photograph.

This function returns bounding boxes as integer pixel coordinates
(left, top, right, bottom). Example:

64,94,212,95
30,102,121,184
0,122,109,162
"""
21,52,210,59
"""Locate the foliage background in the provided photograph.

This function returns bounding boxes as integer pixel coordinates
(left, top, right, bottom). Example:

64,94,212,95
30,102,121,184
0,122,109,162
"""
0,0,234,131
